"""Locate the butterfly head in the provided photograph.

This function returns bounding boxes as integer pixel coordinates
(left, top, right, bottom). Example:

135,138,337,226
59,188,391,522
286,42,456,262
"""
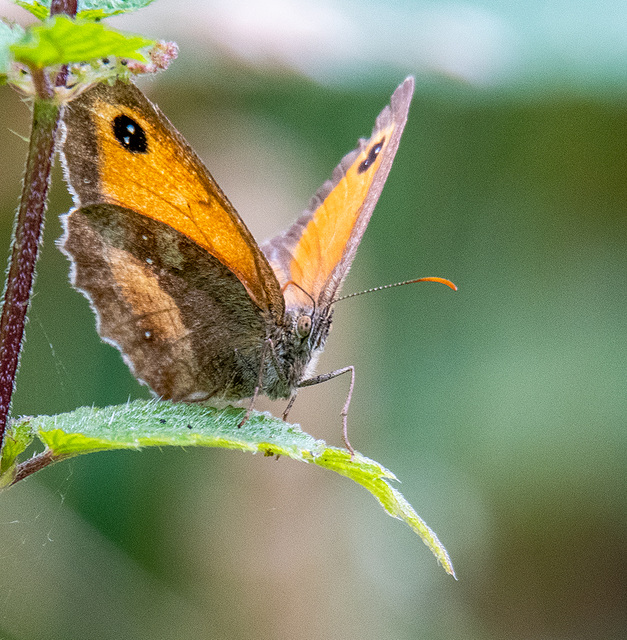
267,298,334,396
282,301,333,353
278,280,334,351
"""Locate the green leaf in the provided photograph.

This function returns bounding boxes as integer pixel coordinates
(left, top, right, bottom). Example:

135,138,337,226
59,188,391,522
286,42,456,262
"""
78,0,157,20
10,15,154,68
0,418,34,486
13,0,157,19
0,20,25,78
13,1,49,20
18,400,455,576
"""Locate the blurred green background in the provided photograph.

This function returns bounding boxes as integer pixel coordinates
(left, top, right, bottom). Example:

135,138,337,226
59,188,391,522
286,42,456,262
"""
0,1,625,639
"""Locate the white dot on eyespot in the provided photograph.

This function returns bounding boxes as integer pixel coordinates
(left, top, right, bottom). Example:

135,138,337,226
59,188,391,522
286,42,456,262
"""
146,258,153,265
123,136,130,145
83,178,90,184
127,124,135,134
144,331,152,339
141,235,148,241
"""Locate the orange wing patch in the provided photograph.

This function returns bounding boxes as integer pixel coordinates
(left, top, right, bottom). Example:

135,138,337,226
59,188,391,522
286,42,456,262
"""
288,124,394,299
91,98,274,312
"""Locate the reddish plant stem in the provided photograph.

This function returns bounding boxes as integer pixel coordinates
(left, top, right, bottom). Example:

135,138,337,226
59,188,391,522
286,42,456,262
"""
0,94,61,450
0,0,75,455
11,449,63,486
50,0,77,17
0,0,77,453
51,0,77,87
11,449,58,485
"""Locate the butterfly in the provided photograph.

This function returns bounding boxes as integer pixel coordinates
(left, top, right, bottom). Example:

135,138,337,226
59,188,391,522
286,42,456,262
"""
59,76,453,454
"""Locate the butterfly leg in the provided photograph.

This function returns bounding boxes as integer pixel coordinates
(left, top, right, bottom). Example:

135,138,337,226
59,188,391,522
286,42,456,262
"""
282,391,298,421
237,338,274,428
299,365,356,458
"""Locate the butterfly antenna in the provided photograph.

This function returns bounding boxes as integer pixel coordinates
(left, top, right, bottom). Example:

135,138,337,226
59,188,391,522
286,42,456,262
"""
334,277,457,304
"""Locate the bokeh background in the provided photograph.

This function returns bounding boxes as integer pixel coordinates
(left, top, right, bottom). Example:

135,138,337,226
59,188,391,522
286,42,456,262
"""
0,1,625,638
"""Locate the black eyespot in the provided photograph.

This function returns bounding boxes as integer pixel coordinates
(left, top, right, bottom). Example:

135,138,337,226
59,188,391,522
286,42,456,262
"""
113,114,148,153
358,137,385,174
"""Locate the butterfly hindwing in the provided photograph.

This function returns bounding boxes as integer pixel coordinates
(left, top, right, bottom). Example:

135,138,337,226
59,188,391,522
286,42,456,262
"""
61,203,269,401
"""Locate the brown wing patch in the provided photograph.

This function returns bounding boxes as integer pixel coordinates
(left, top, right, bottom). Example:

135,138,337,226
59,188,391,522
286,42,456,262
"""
107,246,187,342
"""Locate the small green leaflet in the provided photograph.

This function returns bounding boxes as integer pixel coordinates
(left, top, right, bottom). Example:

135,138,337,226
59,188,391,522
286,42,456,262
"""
10,15,153,68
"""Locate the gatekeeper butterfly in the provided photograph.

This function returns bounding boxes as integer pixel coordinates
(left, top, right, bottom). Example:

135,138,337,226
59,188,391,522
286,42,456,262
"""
59,76,455,454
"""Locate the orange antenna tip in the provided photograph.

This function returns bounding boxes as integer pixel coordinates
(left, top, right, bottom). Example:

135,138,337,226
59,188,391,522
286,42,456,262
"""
413,277,457,291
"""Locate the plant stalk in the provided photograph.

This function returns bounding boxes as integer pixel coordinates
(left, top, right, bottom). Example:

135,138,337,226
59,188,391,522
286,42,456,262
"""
0,95,61,450
0,1,77,455
11,449,58,485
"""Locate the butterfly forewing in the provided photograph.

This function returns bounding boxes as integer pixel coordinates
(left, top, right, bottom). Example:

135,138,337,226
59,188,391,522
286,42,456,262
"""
263,77,414,309
60,81,284,317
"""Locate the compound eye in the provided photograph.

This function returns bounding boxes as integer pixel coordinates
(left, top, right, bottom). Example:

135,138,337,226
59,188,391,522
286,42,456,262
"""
296,314,312,339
